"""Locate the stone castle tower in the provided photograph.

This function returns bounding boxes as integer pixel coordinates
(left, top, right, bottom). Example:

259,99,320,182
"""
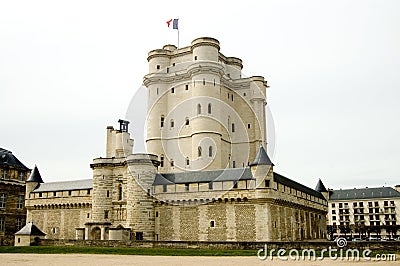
23,37,327,242
144,37,269,173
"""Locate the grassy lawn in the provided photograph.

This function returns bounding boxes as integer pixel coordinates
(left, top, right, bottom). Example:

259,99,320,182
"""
0,246,256,256
0,246,398,257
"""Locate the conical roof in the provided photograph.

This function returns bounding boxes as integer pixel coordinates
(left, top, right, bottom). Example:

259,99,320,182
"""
14,222,46,236
250,146,274,166
315,179,328,192
26,165,44,183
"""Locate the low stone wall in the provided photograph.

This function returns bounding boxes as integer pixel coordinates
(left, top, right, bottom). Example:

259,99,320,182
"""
41,239,400,251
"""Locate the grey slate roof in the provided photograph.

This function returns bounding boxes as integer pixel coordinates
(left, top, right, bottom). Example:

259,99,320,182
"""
33,179,92,192
329,187,400,201
153,168,254,185
26,165,44,183
154,167,324,200
15,222,46,236
0,147,29,170
273,172,325,200
250,146,274,166
315,179,328,193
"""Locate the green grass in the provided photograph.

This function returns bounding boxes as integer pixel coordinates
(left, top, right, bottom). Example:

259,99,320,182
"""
0,246,256,256
0,246,398,257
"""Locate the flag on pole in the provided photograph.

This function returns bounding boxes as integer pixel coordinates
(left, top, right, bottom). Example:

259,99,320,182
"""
166,19,179,30
173,19,178,29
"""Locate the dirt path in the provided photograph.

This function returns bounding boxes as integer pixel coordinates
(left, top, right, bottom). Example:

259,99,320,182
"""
0,253,398,266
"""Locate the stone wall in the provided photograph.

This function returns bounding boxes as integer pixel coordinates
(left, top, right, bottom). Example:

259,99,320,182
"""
155,199,325,242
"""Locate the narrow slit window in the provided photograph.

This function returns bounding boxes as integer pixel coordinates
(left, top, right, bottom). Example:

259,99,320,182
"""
208,103,212,114
197,104,201,115
160,116,165,127
198,146,202,157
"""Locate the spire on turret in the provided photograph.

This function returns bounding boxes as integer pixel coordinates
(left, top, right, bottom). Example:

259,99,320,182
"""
250,146,274,166
26,165,44,183
315,179,327,193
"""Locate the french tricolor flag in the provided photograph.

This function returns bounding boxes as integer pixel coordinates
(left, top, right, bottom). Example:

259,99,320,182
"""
166,19,179,30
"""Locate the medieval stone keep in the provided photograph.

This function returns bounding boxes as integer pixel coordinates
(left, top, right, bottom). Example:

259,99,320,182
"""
24,37,328,242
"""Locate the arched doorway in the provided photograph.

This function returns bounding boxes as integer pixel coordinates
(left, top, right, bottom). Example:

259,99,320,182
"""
91,227,101,240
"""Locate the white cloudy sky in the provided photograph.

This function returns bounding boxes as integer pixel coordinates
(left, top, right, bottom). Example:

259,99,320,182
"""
1,0,399,190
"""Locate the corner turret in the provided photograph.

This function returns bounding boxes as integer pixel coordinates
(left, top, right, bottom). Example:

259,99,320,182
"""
26,165,43,197
315,179,329,200
250,146,274,189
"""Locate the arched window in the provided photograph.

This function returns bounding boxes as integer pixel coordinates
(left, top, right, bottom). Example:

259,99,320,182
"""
209,146,213,157
198,146,202,157
208,103,212,114
197,104,201,115
160,155,164,167
170,119,174,128
185,117,189,125
160,116,164,127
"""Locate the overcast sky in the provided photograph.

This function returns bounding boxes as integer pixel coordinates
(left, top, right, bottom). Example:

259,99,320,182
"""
1,0,399,190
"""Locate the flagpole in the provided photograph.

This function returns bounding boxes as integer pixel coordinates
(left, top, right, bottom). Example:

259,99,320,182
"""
177,28,180,48
177,18,180,48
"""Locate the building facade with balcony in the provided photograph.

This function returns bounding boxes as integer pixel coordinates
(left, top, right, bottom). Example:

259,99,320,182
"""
326,186,400,239
0,148,31,245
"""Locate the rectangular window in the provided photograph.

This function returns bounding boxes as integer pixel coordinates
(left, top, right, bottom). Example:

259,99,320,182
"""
231,123,235,132
2,169,8,179
384,201,388,206
233,181,238,189
135,232,143,240
208,182,213,190
171,87,174,93
265,180,270,187
106,190,110,197
232,161,236,168
68,191,72,196
185,84,189,90
0,194,6,208
18,172,25,181
104,210,109,219
17,195,23,209
0,217,5,231
332,210,336,214
16,217,23,231
185,183,189,191
87,189,91,195
331,203,335,208
53,192,56,197
332,216,336,220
